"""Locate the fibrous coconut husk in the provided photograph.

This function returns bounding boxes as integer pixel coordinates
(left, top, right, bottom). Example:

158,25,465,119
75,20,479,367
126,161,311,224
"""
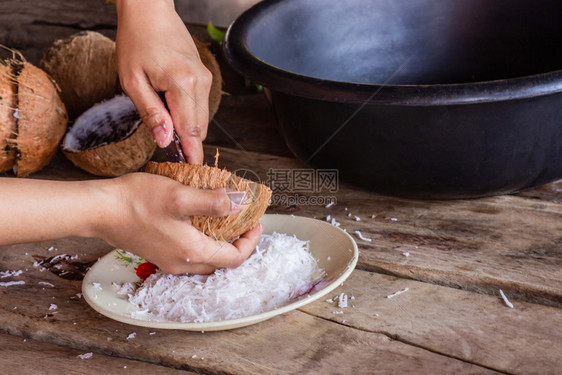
62,95,156,177
14,62,68,176
0,62,17,172
40,31,223,122
145,162,272,242
39,31,120,120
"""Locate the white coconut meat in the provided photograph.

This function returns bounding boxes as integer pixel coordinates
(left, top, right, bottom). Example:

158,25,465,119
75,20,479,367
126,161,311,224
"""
127,233,326,323
63,95,141,152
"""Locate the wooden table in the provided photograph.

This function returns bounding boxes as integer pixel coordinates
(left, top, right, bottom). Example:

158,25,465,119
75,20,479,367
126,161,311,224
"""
1,2,561,374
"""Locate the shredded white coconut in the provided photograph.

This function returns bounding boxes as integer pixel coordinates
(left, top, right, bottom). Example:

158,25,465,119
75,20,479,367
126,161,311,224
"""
330,218,341,227
402,251,410,257
77,352,93,360
325,201,335,208
13,108,20,119
326,215,331,221
0,270,23,278
387,287,409,299
38,281,55,287
354,230,372,242
338,293,348,308
49,304,57,311
128,233,325,323
126,332,136,340
391,217,398,222
354,216,360,221
0,280,25,287
499,289,514,308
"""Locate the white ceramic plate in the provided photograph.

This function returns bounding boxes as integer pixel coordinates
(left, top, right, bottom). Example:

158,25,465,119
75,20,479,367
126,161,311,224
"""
82,214,358,331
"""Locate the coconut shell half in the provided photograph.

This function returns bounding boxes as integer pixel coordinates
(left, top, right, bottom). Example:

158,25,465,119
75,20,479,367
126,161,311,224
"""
62,95,156,177
39,31,119,120
14,62,68,177
145,162,272,242
0,62,17,172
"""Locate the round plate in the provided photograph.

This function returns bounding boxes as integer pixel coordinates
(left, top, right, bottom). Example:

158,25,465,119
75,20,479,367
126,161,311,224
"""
82,214,358,331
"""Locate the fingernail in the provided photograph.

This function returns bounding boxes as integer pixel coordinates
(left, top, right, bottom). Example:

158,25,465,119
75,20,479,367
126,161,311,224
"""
226,187,248,211
152,125,167,147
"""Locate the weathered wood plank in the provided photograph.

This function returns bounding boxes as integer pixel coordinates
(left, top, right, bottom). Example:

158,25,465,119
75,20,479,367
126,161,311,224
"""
0,240,499,375
300,270,562,375
0,331,198,374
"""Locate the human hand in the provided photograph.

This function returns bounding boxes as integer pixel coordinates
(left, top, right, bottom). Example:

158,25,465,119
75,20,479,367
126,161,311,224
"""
97,173,263,274
115,0,212,164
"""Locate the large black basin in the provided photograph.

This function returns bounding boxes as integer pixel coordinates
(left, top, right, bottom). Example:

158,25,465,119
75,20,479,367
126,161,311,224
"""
224,0,562,199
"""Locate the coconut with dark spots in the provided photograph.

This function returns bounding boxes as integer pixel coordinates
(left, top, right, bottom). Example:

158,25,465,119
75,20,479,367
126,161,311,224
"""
0,55,68,177
62,95,156,177
145,161,272,242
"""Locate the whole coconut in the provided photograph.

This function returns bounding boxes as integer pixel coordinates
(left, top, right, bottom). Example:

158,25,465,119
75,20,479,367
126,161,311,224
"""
14,62,68,176
0,56,68,177
145,162,272,242
40,31,223,121
39,31,119,120
62,95,156,177
0,62,17,172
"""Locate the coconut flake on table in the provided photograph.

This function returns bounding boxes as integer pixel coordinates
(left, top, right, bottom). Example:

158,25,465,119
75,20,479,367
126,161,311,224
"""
354,230,372,242
386,287,409,299
0,280,25,287
324,201,335,208
338,293,348,308
0,270,23,278
499,289,514,308
128,233,326,323
77,352,93,360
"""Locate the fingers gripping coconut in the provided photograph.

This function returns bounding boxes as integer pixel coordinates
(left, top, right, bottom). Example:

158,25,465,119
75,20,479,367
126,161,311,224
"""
0,173,264,275
114,0,212,164
97,172,266,275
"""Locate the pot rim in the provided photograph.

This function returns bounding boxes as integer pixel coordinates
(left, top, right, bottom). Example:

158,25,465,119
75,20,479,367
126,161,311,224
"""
224,0,562,106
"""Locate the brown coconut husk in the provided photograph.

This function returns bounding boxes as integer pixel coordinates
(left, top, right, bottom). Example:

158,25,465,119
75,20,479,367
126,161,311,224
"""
40,31,223,122
145,162,272,242
62,95,156,177
39,31,119,120
0,62,17,172
14,62,68,176
64,121,155,177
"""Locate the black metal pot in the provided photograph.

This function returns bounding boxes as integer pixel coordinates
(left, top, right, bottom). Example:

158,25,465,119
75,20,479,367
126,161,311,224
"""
223,0,562,199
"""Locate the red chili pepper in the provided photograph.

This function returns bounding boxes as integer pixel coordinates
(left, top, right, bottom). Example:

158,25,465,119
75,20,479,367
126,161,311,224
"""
134,262,158,280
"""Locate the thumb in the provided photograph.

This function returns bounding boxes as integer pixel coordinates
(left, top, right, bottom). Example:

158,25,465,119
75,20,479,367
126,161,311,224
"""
125,77,173,148
180,187,247,217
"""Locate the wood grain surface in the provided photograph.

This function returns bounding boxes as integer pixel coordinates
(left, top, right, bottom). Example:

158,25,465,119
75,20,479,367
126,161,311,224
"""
1,1,561,374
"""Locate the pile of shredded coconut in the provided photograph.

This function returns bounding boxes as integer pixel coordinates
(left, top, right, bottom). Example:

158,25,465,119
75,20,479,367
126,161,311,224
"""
127,233,325,323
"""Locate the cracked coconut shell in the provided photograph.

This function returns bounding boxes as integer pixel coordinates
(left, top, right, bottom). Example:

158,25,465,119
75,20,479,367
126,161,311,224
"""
62,95,156,177
145,162,272,242
0,59,68,177
40,31,223,121
39,31,120,120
